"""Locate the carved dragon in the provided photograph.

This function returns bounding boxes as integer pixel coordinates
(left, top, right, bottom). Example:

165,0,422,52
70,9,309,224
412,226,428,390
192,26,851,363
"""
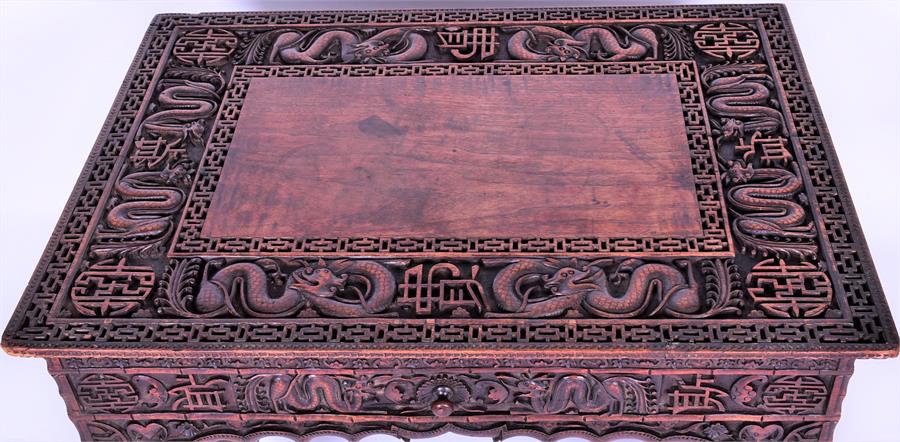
92,161,192,258
138,67,223,151
292,259,398,318
489,258,702,318
725,161,818,259
506,25,690,61
517,375,608,414
244,374,366,413
251,28,429,64
702,63,785,141
518,374,658,415
193,259,397,318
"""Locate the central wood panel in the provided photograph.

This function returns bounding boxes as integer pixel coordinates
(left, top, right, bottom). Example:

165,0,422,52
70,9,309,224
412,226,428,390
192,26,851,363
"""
202,74,702,238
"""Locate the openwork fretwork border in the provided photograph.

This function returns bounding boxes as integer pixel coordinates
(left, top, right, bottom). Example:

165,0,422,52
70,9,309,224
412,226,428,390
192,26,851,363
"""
3,5,896,354
172,61,730,256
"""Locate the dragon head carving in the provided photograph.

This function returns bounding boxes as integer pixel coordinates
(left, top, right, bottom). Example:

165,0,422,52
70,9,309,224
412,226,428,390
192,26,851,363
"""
545,38,588,61
351,39,392,63
291,262,348,298
542,265,604,295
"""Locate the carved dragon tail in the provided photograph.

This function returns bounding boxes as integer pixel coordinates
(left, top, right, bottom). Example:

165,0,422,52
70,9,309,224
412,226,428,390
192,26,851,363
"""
233,29,312,65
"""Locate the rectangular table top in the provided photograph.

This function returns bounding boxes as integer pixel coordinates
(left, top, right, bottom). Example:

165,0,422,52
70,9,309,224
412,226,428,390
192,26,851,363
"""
3,4,897,358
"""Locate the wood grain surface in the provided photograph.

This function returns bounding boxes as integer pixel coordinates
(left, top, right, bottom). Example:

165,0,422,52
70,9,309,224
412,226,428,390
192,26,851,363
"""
202,74,701,238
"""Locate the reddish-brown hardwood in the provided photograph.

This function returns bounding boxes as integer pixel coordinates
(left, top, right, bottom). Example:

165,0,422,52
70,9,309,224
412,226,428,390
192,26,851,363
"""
2,5,897,442
204,75,701,238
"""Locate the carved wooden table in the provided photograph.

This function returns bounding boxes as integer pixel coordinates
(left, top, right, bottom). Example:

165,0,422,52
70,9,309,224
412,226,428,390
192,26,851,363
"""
3,5,898,441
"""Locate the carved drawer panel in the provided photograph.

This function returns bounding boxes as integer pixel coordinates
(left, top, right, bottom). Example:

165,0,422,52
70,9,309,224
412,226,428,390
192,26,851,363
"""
3,4,897,441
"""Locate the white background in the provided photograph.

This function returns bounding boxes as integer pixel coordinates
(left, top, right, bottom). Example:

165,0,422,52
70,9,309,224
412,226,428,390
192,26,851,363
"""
1,1,897,441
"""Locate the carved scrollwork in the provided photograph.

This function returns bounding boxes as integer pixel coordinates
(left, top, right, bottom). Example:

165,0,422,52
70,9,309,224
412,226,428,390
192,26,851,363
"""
7,8,889,442
66,364,838,438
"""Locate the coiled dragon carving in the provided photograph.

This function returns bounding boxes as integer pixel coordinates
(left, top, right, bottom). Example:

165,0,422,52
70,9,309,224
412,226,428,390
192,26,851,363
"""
725,161,818,259
506,25,691,61
158,258,743,319
703,63,818,259
516,374,658,415
92,161,192,259
244,374,366,413
137,67,224,152
241,27,429,64
702,63,785,142
488,258,702,318
92,68,223,259
192,259,398,318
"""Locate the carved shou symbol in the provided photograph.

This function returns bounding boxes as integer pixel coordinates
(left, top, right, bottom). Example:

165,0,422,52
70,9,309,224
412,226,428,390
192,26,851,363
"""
760,376,828,414
731,375,829,414
76,374,140,413
670,376,729,414
506,25,691,61
436,27,499,61
693,22,761,60
398,263,486,316
734,130,792,166
170,375,233,412
70,258,155,317
172,28,238,66
746,258,833,318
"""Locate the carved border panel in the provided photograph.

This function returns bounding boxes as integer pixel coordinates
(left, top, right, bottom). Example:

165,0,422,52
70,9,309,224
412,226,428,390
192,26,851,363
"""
172,61,731,256
51,356,851,442
3,6,897,355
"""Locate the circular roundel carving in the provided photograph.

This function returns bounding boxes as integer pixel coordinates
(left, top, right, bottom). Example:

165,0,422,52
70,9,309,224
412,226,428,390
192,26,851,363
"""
76,374,139,412
693,22,761,60
760,376,828,414
173,28,238,66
